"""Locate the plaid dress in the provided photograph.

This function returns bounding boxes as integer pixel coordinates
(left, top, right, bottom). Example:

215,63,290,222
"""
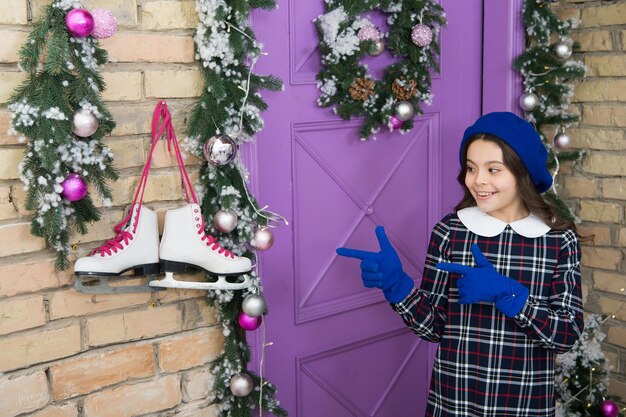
392,209,584,417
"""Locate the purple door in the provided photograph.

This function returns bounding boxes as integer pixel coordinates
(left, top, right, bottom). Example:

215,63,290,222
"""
250,0,519,415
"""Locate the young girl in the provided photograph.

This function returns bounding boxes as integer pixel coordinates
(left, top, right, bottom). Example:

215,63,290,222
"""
337,112,584,417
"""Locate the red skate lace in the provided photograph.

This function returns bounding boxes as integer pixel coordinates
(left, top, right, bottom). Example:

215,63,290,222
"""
92,209,140,256
195,218,235,259
93,230,134,256
91,102,167,257
154,101,236,260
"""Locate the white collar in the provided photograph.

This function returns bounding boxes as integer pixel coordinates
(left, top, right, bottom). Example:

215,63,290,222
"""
457,206,551,238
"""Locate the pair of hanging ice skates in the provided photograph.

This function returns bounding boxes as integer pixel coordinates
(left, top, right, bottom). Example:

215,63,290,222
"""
74,101,252,294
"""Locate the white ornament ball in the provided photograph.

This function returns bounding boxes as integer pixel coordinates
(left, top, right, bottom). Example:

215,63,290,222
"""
554,131,571,149
554,41,572,59
213,209,238,233
229,373,253,397
72,108,99,137
251,227,274,251
411,24,433,47
242,294,267,317
393,101,414,122
519,93,539,112
369,39,385,56
91,9,117,39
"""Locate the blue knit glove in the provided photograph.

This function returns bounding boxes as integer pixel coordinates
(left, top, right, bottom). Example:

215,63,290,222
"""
436,244,529,318
336,226,414,304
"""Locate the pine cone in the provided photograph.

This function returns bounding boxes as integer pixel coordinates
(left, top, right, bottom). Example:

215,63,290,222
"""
392,77,418,101
349,77,376,101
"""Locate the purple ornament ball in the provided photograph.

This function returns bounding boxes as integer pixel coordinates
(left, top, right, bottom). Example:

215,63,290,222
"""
411,24,433,47
390,116,403,129
238,311,262,331
358,25,380,41
61,173,88,202
600,400,619,417
91,9,117,39
66,9,95,38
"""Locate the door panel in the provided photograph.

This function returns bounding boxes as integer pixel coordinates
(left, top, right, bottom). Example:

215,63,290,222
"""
252,1,484,415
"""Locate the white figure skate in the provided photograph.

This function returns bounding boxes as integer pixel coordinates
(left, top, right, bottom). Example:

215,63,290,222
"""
150,203,252,290
74,101,172,294
74,204,164,294
142,102,252,291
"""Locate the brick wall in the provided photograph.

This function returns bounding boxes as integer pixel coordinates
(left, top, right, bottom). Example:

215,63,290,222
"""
0,1,222,416
558,0,626,402
1,0,625,415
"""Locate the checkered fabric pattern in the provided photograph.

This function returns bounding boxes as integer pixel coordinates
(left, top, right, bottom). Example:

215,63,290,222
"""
392,213,584,417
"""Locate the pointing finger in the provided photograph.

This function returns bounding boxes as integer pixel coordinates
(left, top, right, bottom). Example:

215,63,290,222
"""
436,262,472,275
336,247,375,260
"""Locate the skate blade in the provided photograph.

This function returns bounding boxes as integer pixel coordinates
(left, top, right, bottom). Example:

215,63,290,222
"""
149,272,252,291
75,275,167,294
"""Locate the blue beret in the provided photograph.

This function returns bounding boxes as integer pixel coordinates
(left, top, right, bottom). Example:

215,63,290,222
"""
459,112,552,194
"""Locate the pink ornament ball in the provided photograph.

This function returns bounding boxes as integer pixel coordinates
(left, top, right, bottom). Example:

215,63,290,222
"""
600,400,619,417
61,173,88,202
238,311,262,331
65,9,95,38
411,24,433,47
91,9,117,39
390,116,403,129
358,25,380,41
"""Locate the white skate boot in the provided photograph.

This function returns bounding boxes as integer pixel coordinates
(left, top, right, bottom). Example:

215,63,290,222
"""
74,101,173,294
74,204,164,293
150,203,253,290
142,102,252,291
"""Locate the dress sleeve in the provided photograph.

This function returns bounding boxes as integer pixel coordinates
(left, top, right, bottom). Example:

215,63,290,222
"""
514,230,584,354
391,219,451,343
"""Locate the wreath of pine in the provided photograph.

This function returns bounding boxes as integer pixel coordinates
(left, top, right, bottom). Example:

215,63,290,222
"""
315,0,446,140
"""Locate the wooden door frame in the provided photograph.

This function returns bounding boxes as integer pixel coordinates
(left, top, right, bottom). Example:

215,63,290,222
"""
482,0,525,114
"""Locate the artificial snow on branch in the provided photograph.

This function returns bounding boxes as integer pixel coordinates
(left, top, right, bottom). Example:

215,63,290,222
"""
8,1,118,270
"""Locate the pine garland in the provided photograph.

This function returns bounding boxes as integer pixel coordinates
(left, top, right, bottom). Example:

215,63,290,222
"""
514,0,586,222
555,314,622,417
8,1,118,270
315,0,446,140
186,0,286,416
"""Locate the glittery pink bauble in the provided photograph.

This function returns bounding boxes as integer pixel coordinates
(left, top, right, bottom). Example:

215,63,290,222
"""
237,311,262,331
65,9,95,38
61,173,88,202
390,116,403,129
600,400,619,417
91,9,117,39
411,24,433,47
358,25,380,41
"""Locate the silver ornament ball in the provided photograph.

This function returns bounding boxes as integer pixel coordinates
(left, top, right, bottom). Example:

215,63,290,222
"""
203,135,237,166
72,109,100,137
242,294,267,317
554,131,571,149
229,373,253,397
553,41,572,59
213,209,238,233
519,93,539,112
394,101,414,122
251,227,274,251
369,39,385,56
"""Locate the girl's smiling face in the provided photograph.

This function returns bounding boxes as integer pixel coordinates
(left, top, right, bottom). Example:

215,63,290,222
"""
464,139,528,223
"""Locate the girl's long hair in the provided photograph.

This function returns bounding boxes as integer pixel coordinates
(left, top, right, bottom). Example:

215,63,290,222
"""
455,133,586,238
